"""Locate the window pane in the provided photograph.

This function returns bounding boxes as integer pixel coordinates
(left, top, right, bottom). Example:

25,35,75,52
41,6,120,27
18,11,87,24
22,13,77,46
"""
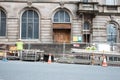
22,18,27,23
109,57,113,61
0,10,6,36
118,57,120,61
22,11,27,18
54,19,58,22
83,0,88,2
60,11,64,22
84,22,90,30
34,11,38,18
28,10,33,18
1,22,6,36
1,18,6,23
107,24,114,34
1,11,6,18
113,35,117,42
54,12,59,22
28,23,33,39
106,0,116,5
65,12,70,22
107,23,117,43
107,35,111,42
28,18,33,23
21,23,27,39
34,18,39,23
34,23,39,39
114,57,118,61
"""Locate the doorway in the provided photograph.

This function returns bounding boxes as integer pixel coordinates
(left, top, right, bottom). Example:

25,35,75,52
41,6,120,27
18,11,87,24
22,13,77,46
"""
83,34,90,43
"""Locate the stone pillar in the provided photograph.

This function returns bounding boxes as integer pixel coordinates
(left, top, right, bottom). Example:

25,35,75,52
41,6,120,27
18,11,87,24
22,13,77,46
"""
7,18,19,42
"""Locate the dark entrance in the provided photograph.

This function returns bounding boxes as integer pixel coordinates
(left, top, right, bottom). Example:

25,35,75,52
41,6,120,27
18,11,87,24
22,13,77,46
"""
83,34,90,43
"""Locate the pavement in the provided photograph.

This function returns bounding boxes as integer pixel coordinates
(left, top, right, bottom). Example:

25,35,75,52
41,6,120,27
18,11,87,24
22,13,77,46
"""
0,60,120,80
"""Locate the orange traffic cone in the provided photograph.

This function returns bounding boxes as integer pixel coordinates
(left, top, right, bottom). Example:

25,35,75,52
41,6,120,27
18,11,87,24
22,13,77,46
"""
48,54,52,64
102,56,107,67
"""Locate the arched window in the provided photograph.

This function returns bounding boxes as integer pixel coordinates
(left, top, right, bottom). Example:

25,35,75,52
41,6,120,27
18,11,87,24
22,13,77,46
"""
53,10,70,23
0,10,6,36
107,23,117,43
83,22,90,30
21,10,39,39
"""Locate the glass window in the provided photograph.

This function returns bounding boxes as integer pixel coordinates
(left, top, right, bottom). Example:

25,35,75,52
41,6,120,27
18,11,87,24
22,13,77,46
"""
60,10,64,22
65,12,70,22
0,10,6,36
107,23,117,43
106,0,117,5
109,57,114,61
83,22,90,30
53,10,70,23
83,0,88,2
21,10,39,39
54,12,59,22
114,57,118,61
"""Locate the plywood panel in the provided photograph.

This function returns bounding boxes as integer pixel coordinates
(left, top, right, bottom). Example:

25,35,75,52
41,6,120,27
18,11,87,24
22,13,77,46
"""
53,23,71,29
53,29,71,43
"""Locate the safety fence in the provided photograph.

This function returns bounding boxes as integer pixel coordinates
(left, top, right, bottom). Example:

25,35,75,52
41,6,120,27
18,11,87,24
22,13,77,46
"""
0,43,120,67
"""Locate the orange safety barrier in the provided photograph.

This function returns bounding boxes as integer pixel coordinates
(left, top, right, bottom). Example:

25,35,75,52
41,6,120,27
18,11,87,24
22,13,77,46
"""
102,56,107,67
48,54,52,64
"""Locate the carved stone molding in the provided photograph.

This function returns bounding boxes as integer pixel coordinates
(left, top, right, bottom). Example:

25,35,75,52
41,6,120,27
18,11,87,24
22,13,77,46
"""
27,1,32,7
59,1,64,8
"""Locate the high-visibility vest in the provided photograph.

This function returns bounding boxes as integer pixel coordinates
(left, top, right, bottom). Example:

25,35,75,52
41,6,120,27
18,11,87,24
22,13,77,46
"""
16,42,23,50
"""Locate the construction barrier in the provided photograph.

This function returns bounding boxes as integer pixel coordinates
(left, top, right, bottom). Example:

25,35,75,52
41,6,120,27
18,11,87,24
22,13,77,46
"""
102,56,107,67
48,54,52,64
43,54,54,62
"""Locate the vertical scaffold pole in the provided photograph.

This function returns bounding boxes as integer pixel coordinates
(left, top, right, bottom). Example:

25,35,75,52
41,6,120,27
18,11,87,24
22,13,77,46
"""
63,41,65,58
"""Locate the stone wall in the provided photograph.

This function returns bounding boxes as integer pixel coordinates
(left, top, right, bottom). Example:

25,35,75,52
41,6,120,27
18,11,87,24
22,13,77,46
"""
0,0,120,44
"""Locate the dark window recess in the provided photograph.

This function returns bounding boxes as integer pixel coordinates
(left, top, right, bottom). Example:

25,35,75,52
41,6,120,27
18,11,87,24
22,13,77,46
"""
109,57,114,61
114,57,118,61
118,57,120,61
109,57,120,61
107,6,117,10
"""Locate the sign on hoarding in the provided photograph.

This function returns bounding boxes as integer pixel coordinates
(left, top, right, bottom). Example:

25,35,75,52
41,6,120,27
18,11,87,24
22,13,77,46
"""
73,36,82,42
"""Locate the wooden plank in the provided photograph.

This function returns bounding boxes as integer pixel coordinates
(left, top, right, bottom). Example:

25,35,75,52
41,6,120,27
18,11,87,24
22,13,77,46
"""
53,23,71,29
53,29,70,43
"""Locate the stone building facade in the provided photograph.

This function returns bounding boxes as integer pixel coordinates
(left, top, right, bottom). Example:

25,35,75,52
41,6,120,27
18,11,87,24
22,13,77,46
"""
0,0,120,47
